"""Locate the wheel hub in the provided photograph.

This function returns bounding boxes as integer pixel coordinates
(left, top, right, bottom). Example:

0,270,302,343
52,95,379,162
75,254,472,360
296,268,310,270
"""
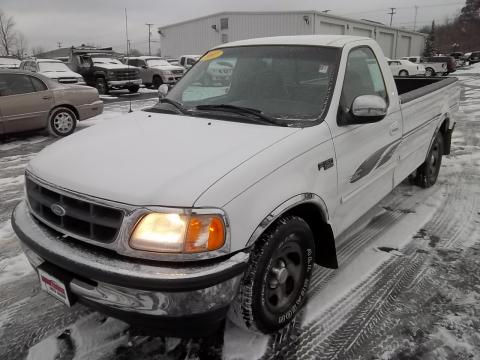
269,260,288,288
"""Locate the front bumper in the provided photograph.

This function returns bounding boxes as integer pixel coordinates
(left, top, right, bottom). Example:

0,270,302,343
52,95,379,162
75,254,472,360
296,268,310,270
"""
161,74,183,84
107,79,142,88
12,201,248,336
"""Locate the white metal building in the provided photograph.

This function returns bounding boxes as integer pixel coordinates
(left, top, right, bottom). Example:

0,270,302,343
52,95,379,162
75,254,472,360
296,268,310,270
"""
158,11,426,59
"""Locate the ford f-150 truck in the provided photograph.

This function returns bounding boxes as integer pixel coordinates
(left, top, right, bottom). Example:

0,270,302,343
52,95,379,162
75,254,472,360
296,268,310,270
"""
12,36,459,336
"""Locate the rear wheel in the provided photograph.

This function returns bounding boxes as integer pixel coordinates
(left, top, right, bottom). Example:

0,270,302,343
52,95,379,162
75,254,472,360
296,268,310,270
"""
228,216,315,334
95,77,108,95
399,70,409,76
410,132,444,188
47,107,77,137
425,67,435,77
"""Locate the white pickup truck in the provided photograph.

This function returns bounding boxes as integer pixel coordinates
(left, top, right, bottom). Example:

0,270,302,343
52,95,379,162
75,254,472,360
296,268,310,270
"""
12,35,459,336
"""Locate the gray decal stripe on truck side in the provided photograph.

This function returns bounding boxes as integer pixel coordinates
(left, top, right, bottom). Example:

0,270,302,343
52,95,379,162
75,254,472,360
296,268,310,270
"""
350,140,401,184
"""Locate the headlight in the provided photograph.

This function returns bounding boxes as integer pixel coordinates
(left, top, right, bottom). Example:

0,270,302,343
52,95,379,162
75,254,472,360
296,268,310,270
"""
77,77,86,84
130,212,225,253
107,70,116,77
163,71,173,76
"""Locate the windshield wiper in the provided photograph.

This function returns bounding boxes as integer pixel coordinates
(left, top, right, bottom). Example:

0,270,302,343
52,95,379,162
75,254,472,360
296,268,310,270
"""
195,104,287,127
158,98,189,114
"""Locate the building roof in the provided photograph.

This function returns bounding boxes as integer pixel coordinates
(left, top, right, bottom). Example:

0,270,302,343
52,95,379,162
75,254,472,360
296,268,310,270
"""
158,10,426,37
214,35,372,49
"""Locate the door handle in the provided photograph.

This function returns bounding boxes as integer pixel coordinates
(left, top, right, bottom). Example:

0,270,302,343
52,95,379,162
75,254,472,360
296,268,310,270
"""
42,95,52,100
389,122,400,136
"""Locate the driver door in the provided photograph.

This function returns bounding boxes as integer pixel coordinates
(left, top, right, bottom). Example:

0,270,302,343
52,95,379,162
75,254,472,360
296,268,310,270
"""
329,46,403,234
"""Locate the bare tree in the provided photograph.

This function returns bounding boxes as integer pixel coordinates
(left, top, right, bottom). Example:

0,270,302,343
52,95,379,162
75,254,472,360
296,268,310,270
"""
15,32,28,59
0,9,16,56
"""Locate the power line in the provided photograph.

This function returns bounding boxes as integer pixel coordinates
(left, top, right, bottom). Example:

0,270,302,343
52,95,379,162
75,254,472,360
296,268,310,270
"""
343,1,464,16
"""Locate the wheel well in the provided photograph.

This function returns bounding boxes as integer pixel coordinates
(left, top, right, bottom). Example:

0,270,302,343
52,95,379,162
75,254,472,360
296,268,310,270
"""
283,203,338,269
439,118,452,155
50,105,79,120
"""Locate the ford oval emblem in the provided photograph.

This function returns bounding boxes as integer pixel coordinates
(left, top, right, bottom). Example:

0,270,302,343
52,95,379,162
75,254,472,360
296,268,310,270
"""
51,203,66,217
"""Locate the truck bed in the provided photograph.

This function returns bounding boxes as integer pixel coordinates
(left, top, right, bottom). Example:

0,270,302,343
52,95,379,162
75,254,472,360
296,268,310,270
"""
394,77,458,104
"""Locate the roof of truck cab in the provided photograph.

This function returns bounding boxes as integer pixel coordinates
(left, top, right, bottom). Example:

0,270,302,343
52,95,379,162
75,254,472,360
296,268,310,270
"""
214,35,372,49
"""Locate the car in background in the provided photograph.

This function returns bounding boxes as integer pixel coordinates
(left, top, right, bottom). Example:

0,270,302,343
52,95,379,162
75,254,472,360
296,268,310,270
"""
179,55,200,69
427,56,456,74
388,59,425,76
20,58,86,85
0,70,103,137
0,56,21,69
125,56,184,88
402,56,448,77
450,52,465,67
467,51,480,64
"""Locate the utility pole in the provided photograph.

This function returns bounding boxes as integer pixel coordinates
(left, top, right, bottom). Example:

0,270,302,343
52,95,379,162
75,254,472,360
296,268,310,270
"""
146,23,154,56
413,5,419,31
388,7,396,27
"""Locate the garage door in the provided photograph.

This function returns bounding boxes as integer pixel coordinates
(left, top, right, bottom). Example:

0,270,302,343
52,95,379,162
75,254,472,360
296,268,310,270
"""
377,32,395,58
352,27,372,38
397,35,412,58
318,22,345,35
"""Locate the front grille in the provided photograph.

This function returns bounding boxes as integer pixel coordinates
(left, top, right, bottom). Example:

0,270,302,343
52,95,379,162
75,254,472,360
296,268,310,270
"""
58,77,78,84
171,70,184,75
115,70,138,81
26,177,123,244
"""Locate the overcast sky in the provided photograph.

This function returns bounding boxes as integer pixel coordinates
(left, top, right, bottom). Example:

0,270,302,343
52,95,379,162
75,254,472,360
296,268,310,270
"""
1,0,465,55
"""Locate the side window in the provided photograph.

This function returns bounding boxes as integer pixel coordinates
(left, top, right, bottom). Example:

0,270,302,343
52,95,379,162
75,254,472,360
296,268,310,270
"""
340,47,388,116
128,59,137,67
30,76,48,92
139,60,147,67
187,58,196,66
0,74,36,96
180,57,185,66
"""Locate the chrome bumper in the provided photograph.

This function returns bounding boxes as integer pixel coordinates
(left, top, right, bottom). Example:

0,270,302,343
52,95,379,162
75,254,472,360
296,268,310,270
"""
108,79,142,87
13,200,248,318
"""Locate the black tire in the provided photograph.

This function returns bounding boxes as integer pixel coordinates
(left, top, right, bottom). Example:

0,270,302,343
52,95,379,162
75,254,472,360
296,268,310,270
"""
128,85,140,93
425,67,435,77
95,77,108,95
399,70,409,76
152,75,162,89
47,107,77,137
229,216,315,334
411,132,444,188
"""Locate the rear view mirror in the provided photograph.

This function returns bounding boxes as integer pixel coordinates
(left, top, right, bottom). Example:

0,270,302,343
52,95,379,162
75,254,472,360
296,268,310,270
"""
350,95,387,124
158,84,169,98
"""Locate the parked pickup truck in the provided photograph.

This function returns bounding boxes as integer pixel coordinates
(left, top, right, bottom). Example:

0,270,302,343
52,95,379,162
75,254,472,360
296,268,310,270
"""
12,36,459,336
68,47,142,95
124,56,185,88
401,56,449,77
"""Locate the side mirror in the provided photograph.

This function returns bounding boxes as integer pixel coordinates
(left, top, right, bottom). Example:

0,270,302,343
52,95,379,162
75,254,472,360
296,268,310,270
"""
141,65,148,69
350,95,387,124
158,84,169,98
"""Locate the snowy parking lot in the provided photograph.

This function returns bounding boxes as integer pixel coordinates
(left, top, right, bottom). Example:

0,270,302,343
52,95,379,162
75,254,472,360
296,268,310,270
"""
1,65,480,360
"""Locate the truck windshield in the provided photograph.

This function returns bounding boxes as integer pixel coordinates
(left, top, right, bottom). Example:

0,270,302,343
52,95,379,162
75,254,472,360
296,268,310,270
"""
146,59,171,67
38,62,71,72
161,45,340,124
93,58,122,65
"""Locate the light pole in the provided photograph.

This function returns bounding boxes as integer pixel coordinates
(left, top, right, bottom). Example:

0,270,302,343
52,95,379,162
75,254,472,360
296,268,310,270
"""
146,23,154,56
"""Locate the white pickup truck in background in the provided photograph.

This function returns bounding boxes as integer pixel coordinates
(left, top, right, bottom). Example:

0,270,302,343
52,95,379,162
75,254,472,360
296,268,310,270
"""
12,35,459,336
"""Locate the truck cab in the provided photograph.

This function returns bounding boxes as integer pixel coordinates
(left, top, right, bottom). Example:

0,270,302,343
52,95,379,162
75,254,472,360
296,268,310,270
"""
68,47,142,95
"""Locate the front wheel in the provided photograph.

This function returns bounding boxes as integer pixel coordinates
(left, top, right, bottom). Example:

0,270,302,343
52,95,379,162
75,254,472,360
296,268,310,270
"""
229,216,315,334
425,67,435,77
47,107,77,137
410,132,444,188
128,85,140,93
95,77,108,95
152,75,163,89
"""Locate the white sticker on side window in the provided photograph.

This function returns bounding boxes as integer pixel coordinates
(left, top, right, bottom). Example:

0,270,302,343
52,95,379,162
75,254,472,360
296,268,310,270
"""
318,64,329,73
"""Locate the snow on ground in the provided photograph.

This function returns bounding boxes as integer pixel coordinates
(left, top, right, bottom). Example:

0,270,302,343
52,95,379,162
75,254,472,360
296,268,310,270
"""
1,66,480,359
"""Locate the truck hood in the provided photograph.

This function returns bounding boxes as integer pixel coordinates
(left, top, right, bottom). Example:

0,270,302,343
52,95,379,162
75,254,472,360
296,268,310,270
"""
151,64,184,71
28,112,298,207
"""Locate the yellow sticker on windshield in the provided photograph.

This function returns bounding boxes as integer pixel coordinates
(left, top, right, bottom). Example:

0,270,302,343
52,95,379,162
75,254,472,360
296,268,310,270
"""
200,50,224,62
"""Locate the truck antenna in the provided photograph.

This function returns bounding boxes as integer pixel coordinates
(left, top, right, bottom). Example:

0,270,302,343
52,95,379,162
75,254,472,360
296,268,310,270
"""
125,8,133,113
